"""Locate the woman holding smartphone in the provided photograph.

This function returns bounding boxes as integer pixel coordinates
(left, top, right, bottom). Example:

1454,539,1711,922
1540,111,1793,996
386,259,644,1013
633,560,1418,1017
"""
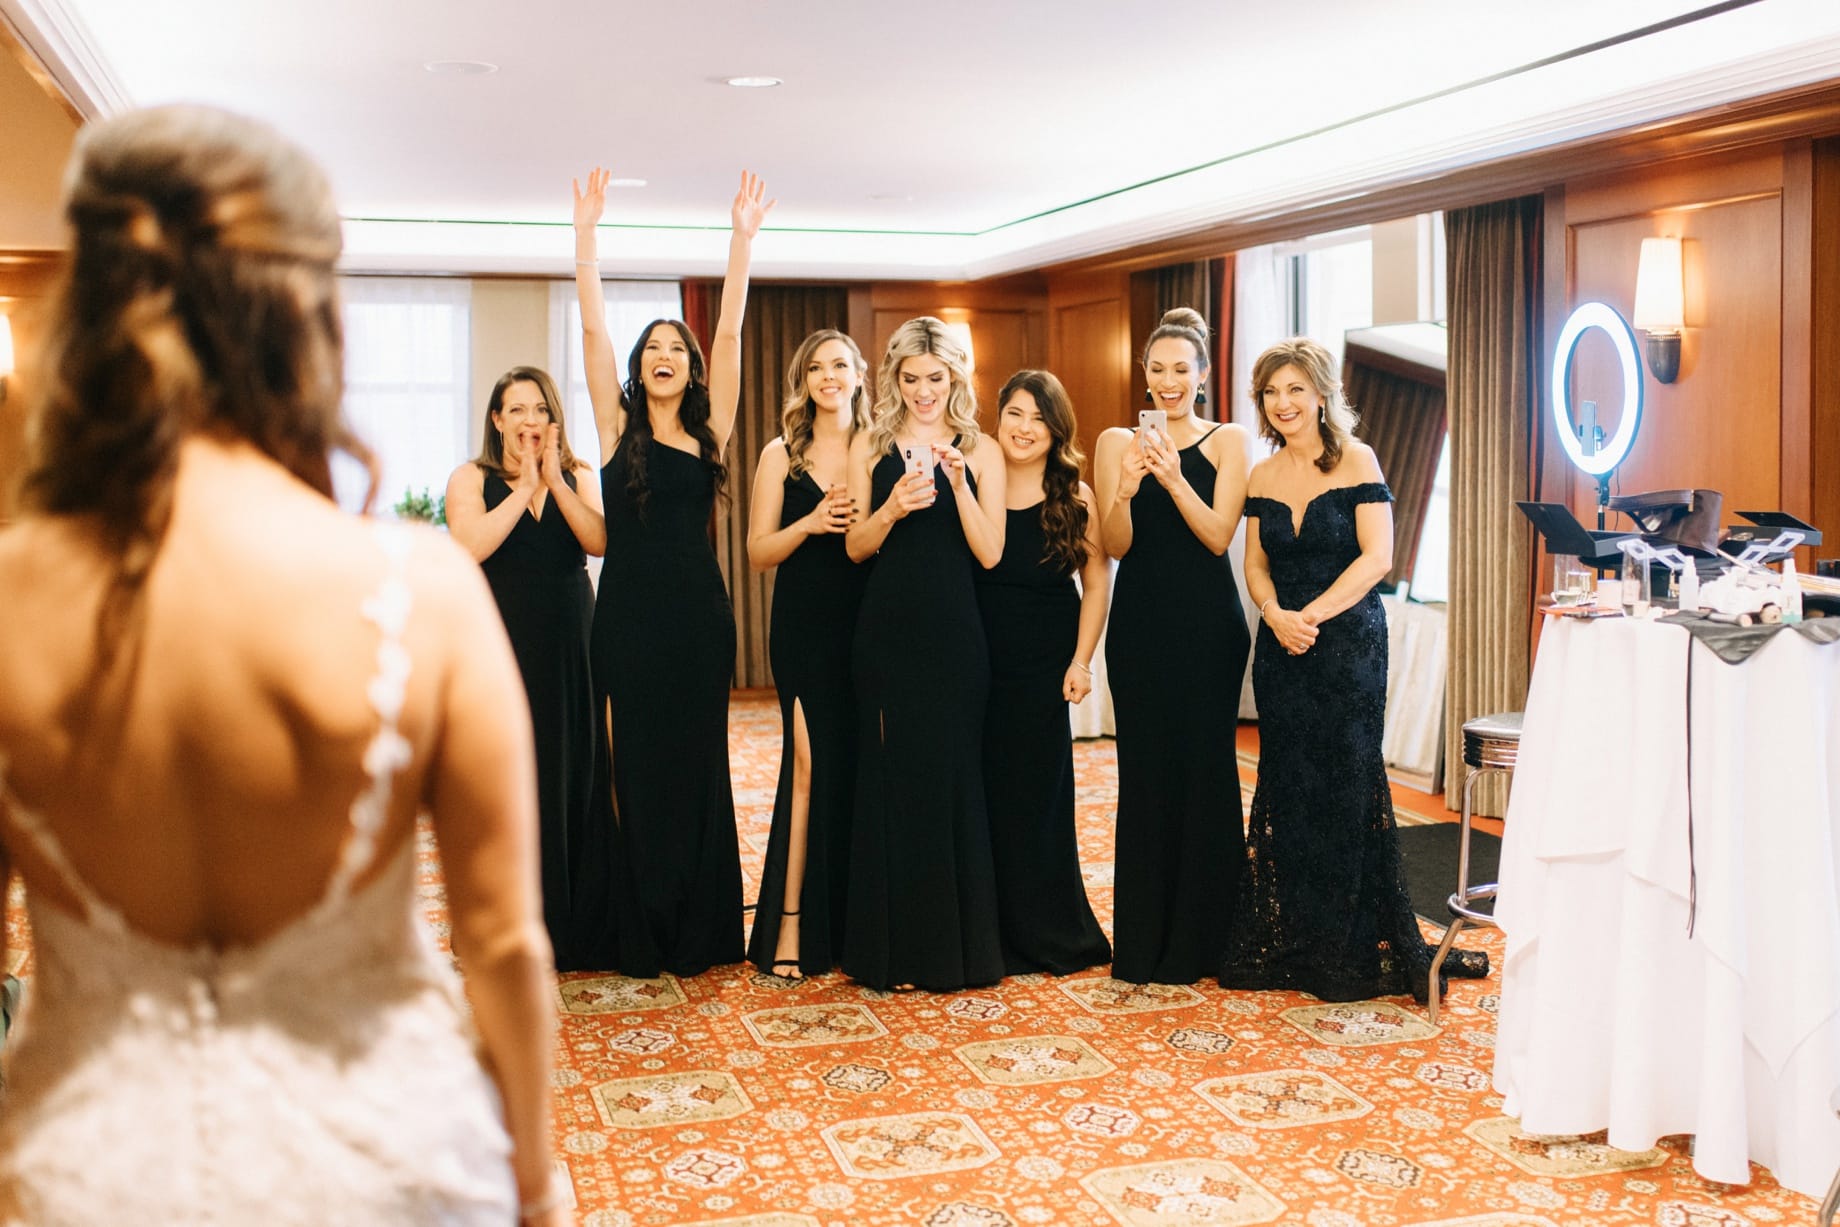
745,329,871,979
445,366,606,970
571,166,770,977
978,369,1113,975
841,317,1007,992
1092,307,1252,985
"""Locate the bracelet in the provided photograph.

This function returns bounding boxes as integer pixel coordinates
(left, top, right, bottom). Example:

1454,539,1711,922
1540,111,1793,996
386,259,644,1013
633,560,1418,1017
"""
519,1179,570,1220
1071,660,1093,677
1258,598,1277,620
573,258,599,267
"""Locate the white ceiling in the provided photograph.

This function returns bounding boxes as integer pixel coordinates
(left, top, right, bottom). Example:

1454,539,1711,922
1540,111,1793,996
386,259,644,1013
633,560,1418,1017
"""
6,0,1840,279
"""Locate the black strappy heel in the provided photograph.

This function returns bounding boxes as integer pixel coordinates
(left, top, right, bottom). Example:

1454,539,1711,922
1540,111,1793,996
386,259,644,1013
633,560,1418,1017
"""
769,911,803,980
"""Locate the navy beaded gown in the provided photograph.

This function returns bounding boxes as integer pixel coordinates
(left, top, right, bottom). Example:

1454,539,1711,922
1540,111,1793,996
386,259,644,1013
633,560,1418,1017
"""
746,470,866,976
843,443,1004,991
479,471,603,970
1104,426,1251,984
977,504,1112,975
592,436,742,978
1220,482,1486,1002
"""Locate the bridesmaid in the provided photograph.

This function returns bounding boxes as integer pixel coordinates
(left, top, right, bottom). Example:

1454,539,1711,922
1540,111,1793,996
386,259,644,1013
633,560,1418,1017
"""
571,166,772,977
1092,307,1252,984
978,369,1113,975
745,329,870,979
841,317,1007,992
444,366,606,970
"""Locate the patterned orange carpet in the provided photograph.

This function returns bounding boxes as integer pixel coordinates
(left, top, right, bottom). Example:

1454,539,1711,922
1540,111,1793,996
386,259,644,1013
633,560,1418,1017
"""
3,695,1821,1226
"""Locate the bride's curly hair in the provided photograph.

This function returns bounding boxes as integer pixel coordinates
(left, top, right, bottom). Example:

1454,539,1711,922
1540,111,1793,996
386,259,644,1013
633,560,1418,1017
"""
26,104,374,594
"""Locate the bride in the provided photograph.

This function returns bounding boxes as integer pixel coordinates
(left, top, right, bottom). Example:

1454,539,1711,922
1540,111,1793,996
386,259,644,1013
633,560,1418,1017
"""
0,106,570,1225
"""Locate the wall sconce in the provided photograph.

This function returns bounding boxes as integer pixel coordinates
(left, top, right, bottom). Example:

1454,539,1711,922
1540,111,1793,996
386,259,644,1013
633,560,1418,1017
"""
0,312,15,406
1632,236,1684,384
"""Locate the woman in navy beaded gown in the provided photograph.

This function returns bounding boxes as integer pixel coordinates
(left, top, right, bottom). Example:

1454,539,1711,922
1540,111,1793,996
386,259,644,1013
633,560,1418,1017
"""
978,369,1112,975
1220,337,1487,1002
571,167,772,977
1093,308,1252,985
841,317,1008,992
445,366,605,970
745,329,871,979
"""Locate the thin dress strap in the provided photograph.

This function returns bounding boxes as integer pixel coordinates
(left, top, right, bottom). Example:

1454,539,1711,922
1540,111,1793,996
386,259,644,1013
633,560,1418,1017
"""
313,521,416,914
1196,423,1224,445
0,757,130,936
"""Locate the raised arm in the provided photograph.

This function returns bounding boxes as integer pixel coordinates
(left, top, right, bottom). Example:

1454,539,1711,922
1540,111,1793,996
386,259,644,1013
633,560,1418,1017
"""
444,460,534,564
420,549,560,1220
947,439,1006,569
1065,482,1112,702
1094,427,1141,558
706,171,775,456
573,167,625,462
1146,423,1247,555
1299,446,1394,625
846,433,932,562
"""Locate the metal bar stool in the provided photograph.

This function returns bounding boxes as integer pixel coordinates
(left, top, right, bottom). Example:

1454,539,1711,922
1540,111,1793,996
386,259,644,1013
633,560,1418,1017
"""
1427,711,1521,1023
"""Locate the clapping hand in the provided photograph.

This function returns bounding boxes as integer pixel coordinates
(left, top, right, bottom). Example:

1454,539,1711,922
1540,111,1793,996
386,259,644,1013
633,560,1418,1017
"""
539,424,565,490
804,484,856,535
731,171,776,239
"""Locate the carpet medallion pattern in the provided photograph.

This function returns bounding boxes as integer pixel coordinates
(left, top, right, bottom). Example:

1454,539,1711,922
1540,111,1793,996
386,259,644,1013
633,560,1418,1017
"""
0,695,1821,1225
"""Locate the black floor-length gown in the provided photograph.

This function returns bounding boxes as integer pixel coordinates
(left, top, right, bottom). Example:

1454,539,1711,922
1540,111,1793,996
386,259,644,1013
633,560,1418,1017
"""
746,470,867,976
1220,482,1487,1002
977,503,1113,975
842,443,1004,991
591,437,742,977
478,471,604,970
1105,426,1252,984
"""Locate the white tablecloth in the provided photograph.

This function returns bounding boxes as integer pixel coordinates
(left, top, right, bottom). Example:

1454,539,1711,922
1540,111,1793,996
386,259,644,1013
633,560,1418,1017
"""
1492,616,1840,1197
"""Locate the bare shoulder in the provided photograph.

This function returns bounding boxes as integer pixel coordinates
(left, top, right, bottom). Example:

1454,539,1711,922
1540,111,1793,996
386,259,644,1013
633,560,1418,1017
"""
757,435,789,470
1096,425,1134,450
1203,420,1251,458
1340,441,1384,483
1076,480,1097,510
446,459,485,490
1245,451,1281,496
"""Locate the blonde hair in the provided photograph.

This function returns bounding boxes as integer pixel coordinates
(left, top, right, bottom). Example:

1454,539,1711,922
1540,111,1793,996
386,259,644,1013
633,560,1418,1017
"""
867,317,979,457
780,329,870,478
1249,337,1358,474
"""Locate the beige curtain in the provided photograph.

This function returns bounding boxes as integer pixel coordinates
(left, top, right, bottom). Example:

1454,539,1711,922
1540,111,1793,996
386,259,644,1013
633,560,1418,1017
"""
1129,258,1228,409
1443,197,1543,817
714,285,850,688
1343,348,1447,587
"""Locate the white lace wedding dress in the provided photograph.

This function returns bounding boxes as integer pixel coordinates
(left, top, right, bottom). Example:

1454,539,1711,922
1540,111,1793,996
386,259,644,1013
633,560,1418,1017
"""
0,528,518,1225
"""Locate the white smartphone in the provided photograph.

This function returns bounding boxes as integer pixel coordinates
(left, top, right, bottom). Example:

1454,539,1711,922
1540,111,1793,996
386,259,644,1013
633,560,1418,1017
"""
1137,409,1167,446
900,443,933,483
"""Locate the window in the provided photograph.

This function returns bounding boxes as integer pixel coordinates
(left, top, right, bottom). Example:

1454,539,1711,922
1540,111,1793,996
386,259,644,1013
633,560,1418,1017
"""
1276,226,1375,372
1410,435,1453,604
336,278,471,514
548,280,684,468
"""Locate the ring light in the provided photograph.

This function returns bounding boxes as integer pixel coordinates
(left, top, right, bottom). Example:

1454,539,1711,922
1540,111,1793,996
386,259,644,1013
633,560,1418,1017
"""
1551,301,1643,478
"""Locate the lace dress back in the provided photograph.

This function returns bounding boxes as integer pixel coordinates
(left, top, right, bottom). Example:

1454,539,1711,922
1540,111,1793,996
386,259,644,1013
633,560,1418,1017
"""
0,525,516,1226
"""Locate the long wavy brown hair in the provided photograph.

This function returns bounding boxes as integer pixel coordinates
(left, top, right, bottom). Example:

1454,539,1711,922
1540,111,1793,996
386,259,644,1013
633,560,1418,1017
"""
780,329,869,478
618,320,725,517
998,369,1087,576
25,104,374,594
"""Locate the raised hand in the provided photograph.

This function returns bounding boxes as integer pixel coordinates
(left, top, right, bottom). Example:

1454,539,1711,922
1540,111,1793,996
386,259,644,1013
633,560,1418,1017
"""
1140,428,1185,491
731,170,776,240
573,167,610,231
1117,436,1150,500
539,423,565,490
883,471,936,521
933,442,969,492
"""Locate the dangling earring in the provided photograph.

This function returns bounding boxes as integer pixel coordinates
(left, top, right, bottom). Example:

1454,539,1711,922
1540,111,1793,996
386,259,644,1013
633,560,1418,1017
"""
1194,389,1208,407
1319,405,1327,425
1143,390,1153,404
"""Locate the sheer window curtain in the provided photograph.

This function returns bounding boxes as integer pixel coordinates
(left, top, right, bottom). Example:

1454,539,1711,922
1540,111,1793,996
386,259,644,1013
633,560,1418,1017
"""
547,280,686,470
1230,244,1288,719
336,278,471,515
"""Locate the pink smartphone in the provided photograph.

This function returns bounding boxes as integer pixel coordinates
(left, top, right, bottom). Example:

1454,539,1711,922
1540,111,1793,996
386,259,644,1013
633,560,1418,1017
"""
1137,409,1167,445
900,443,933,483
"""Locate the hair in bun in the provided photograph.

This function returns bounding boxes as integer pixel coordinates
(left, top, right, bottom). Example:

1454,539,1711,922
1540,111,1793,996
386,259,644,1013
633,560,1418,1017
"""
1142,307,1210,370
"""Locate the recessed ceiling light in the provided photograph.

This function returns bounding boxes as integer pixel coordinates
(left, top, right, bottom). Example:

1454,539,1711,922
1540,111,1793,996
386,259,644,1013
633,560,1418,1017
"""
609,178,648,188
724,75,782,88
423,60,498,75
869,193,913,202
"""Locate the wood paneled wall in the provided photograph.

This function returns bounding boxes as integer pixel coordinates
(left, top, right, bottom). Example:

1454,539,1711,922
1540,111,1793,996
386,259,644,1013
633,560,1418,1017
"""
1540,145,1833,582
0,252,65,522
1045,271,1135,470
